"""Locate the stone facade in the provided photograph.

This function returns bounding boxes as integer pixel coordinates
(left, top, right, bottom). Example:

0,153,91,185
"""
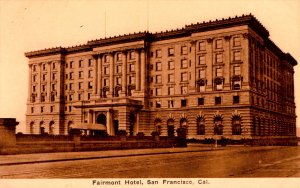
25,14,297,141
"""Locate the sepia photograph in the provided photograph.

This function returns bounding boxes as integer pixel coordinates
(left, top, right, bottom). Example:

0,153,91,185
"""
0,0,299,187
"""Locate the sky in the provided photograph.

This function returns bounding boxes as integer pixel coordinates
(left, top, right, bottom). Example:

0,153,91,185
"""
0,0,299,133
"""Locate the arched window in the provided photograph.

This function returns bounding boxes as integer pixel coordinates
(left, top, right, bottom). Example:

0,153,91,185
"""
154,119,162,135
214,116,223,135
40,121,45,134
49,121,55,135
30,122,34,134
67,121,73,134
180,118,188,134
197,118,205,135
167,119,175,137
232,116,241,135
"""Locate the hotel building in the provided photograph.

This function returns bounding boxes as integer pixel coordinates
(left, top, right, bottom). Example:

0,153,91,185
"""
25,14,297,142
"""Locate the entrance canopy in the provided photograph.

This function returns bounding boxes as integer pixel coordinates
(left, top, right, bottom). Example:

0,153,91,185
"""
70,123,106,131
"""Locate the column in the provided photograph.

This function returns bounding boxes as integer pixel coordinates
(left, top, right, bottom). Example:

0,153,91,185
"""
28,64,32,102
98,55,103,95
224,35,231,89
93,55,98,95
140,49,146,92
109,53,114,97
189,41,196,92
47,61,52,101
206,38,213,91
38,63,42,101
121,51,127,96
135,50,141,91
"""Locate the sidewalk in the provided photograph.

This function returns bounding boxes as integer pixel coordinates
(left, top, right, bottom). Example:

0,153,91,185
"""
0,144,222,166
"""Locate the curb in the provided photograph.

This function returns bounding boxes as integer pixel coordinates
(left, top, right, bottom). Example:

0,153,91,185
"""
0,148,223,166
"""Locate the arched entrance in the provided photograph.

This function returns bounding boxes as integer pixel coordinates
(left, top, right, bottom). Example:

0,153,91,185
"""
40,121,45,134
49,121,55,135
167,119,175,137
214,116,223,135
97,114,107,125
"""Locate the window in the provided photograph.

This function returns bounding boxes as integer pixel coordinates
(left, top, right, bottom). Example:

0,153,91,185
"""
78,82,83,90
65,84,68,90
168,48,174,56
199,55,205,65
33,65,36,71
52,84,56,91
215,97,221,105
181,99,187,107
129,64,135,72
129,51,135,60
156,88,162,96
198,98,204,105
50,106,54,113
52,62,56,69
168,100,174,108
88,59,93,67
234,51,241,61
105,55,110,63
199,41,205,51
52,73,56,80
69,83,73,90
116,65,122,74
181,72,188,82
65,74,68,79
104,78,108,86
70,61,73,68
88,93,91,100
129,76,135,84
42,74,46,81
88,70,93,78
65,63,68,68
233,36,241,47
234,66,241,75
41,95,45,102
156,75,162,83
69,106,72,112
156,49,162,58
31,107,34,113
117,53,122,61
197,118,205,135
232,117,241,135
69,72,74,79
181,46,188,55
181,86,188,94
216,68,222,77
156,62,162,71
181,59,188,68
41,106,44,113
168,87,174,95
42,85,46,91
233,96,240,104
33,86,36,92
168,61,174,70
168,74,174,83
51,94,55,101
88,81,93,89
216,53,223,63
79,60,83,68
33,75,36,82
79,71,83,78
216,39,223,49
214,116,223,135
117,77,122,85
69,94,73,101
156,101,161,108
104,67,109,75
199,69,205,79
42,64,46,70
78,93,82,101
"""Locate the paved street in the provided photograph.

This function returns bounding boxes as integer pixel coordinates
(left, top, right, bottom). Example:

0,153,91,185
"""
0,145,299,178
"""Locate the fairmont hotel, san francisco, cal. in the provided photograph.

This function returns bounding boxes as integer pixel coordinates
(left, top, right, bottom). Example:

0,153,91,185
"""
25,14,297,144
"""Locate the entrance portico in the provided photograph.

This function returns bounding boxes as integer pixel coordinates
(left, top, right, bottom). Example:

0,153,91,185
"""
74,98,143,136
